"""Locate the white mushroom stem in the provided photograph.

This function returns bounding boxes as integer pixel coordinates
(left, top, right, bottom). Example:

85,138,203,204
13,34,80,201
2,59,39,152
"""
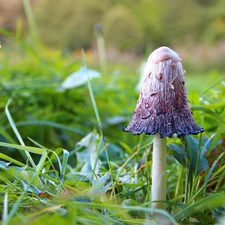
151,133,167,212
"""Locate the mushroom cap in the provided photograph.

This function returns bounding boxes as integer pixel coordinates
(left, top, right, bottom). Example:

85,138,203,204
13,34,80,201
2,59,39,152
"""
150,46,180,64
124,46,204,138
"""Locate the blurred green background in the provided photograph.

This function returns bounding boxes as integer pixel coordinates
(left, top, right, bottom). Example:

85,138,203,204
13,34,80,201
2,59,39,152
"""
1,0,225,72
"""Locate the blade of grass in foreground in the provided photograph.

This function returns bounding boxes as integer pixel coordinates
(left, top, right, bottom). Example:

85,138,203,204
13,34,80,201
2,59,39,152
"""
0,153,28,167
0,142,45,154
174,193,225,220
2,192,8,225
81,49,102,134
26,137,69,191
5,120,85,135
5,98,36,168
7,150,48,223
189,152,225,203
57,148,69,194
81,49,116,196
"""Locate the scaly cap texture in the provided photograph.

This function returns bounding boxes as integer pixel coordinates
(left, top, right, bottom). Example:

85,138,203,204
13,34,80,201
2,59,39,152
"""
124,46,204,138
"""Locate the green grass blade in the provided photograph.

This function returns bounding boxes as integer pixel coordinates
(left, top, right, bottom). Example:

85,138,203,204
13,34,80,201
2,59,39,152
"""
174,193,225,220
0,141,45,154
61,149,69,175
7,150,48,222
33,150,48,186
2,192,8,225
81,49,116,197
201,76,225,95
60,149,69,186
5,120,85,135
5,98,36,168
0,128,16,144
203,152,225,185
191,105,224,123
189,152,225,203
22,0,38,40
5,99,25,146
0,153,29,167
81,49,102,133
115,148,141,182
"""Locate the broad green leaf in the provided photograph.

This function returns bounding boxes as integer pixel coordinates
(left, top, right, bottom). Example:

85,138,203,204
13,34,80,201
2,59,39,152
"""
168,136,209,174
168,144,186,166
184,136,209,174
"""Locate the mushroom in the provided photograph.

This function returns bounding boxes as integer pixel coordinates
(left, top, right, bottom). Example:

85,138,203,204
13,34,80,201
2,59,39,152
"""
124,46,204,214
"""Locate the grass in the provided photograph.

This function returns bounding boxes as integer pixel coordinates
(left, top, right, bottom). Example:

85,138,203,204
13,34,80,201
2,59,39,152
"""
0,23,225,225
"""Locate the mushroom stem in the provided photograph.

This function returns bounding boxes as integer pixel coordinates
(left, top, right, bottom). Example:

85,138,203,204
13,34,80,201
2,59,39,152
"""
151,133,167,213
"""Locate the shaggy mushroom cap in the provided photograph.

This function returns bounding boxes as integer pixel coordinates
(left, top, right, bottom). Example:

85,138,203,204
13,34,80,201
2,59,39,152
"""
124,46,204,138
